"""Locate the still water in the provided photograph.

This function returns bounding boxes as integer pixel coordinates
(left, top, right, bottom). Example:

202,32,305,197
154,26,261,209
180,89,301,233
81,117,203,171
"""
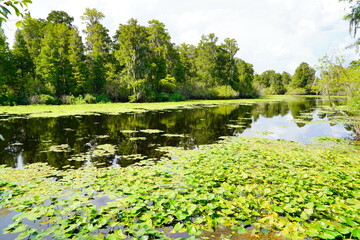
0,97,355,169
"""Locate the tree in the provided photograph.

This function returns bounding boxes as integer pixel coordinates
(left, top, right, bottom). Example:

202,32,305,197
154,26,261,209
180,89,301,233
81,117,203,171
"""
235,59,254,96
12,29,34,100
81,8,112,94
0,27,16,104
281,71,292,86
36,22,74,97
47,10,74,26
220,38,239,88
178,43,197,84
68,27,88,95
339,0,360,45
0,0,32,27
114,18,150,102
195,33,220,88
290,62,316,93
146,20,172,93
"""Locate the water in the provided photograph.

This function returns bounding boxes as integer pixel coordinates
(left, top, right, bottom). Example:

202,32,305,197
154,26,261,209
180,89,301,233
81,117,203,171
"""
0,97,355,170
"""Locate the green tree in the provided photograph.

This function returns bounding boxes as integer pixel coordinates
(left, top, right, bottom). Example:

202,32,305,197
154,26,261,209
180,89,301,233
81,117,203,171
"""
12,29,34,100
339,0,360,45
68,27,88,95
195,33,220,88
36,16,78,97
46,10,74,26
0,27,16,104
281,71,292,86
178,43,197,84
290,62,316,93
114,18,150,102
81,8,112,94
270,72,285,94
235,59,255,96
220,38,239,88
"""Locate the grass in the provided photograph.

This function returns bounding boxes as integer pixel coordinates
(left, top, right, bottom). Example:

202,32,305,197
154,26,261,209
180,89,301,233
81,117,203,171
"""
0,137,359,239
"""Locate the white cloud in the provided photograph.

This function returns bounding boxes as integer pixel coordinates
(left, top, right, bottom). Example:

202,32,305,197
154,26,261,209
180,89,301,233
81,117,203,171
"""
2,0,356,74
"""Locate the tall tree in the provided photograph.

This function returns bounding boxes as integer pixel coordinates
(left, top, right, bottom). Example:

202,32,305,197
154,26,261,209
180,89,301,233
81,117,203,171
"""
0,27,16,103
46,10,74,26
291,62,316,92
235,58,254,96
281,71,292,86
114,18,150,102
81,8,111,94
220,38,239,88
68,27,88,95
340,0,360,45
36,22,74,96
195,33,220,88
178,43,197,84
12,29,34,100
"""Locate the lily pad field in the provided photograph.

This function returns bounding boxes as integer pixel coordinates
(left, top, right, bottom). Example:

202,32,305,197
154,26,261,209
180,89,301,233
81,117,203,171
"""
0,97,359,239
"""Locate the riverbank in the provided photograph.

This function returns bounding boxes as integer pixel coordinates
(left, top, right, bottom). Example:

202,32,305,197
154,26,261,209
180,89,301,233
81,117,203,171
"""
1,136,359,239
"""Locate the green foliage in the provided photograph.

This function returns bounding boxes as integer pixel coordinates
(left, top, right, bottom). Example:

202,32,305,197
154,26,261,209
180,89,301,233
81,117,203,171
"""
291,62,316,94
29,94,59,105
254,70,286,95
81,8,112,94
2,8,265,104
96,94,111,103
0,137,359,239
0,0,32,27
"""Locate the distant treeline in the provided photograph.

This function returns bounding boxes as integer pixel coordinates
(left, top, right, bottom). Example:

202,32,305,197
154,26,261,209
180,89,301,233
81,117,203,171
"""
0,9,316,105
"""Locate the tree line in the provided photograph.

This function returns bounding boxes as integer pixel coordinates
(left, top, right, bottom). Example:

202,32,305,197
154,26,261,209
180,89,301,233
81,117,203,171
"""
1,8,316,105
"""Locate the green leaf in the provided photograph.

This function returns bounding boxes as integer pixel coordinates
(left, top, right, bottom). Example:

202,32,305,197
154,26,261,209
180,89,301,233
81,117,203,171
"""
352,228,360,238
173,222,184,232
232,225,247,234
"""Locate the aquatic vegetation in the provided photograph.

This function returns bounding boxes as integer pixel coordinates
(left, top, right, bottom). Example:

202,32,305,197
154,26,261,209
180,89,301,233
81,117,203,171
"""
311,136,352,145
92,144,116,157
0,137,359,239
162,133,188,138
120,130,138,134
48,144,72,152
129,137,147,141
226,124,245,128
0,96,301,120
253,130,275,135
140,129,164,134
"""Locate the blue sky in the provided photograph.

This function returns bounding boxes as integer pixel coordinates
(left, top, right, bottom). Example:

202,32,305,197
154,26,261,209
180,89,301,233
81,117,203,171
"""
2,0,356,74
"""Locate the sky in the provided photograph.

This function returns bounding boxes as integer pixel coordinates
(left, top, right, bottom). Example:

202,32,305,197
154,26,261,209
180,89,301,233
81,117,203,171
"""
2,0,357,74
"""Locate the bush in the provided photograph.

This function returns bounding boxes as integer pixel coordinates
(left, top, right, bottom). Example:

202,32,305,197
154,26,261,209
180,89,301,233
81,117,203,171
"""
211,85,238,99
96,94,111,103
60,95,75,105
0,93,17,106
83,94,96,104
286,87,307,95
169,92,186,102
30,94,59,105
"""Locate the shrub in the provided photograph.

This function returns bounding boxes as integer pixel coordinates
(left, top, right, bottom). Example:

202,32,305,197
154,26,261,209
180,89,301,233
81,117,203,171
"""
169,92,186,102
84,94,96,104
60,95,75,105
30,94,59,105
96,94,111,103
0,93,17,106
286,87,307,95
211,85,238,99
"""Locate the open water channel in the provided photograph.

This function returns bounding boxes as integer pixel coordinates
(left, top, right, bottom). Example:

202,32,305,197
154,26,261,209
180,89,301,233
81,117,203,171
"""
0,97,355,170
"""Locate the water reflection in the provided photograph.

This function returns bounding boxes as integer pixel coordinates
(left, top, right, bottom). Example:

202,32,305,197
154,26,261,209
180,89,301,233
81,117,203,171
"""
0,98,354,169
